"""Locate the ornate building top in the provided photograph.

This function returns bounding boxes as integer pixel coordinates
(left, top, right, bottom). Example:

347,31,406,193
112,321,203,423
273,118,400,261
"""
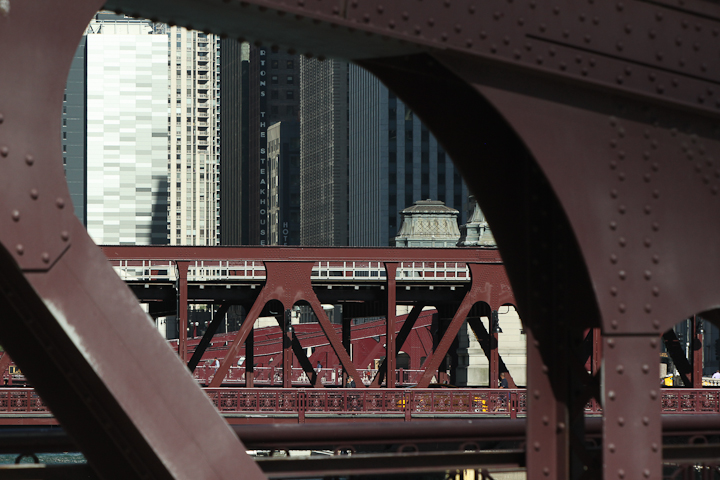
393,200,461,247
457,196,496,247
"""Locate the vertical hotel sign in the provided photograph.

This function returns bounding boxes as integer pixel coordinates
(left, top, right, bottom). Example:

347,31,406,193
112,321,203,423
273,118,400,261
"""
258,48,268,245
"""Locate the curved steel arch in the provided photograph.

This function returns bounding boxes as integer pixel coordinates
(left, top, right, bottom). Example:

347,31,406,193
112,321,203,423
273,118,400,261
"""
1,0,720,479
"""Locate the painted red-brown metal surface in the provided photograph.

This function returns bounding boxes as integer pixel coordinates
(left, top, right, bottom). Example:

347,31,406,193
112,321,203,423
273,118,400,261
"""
3,0,720,478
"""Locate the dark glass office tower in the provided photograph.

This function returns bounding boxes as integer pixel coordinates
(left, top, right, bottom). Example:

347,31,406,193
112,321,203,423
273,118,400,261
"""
348,65,469,246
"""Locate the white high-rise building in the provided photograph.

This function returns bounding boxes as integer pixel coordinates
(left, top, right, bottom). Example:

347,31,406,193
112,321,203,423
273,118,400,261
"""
85,15,169,244
167,27,220,245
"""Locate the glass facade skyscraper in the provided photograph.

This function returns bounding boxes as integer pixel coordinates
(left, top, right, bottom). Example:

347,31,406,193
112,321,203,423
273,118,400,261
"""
348,65,468,246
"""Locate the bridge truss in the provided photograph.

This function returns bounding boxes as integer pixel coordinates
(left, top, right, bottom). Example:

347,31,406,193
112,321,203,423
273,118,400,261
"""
1,0,720,479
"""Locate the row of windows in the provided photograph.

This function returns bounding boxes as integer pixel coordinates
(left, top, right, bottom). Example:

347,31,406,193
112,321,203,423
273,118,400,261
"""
270,75,294,85
270,59,294,69
269,90,295,100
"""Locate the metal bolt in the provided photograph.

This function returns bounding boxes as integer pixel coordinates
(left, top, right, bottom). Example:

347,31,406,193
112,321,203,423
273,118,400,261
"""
61,231,70,242
609,221,617,230
643,469,651,478
25,154,33,166
610,286,618,296
533,441,541,451
56,197,65,209
609,443,616,453
616,365,624,374
557,422,565,432
41,252,50,264
610,254,618,263
30,188,38,200
618,303,626,313
533,389,540,399
0,146,8,157
542,415,549,425
644,270,652,280
617,417,625,426
11,210,19,222
611,320,618,329
652,254,660,264
607,338,615,347
642,364,650,373
653,319,660,329
618,205,626,214
543,467,550,476
618,469,625,479
610,189,618,198
608,390,616,400
650,389,658,399
642,416,650,425
651,443,659,452
16,244,23,255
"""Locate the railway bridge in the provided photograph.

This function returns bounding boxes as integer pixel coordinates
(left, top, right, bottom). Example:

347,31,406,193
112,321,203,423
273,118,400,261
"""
2,0,720,479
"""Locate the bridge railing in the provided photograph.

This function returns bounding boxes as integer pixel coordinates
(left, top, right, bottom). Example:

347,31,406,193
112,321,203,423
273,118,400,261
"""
192,366,425,387
0,388,717,418
110,259,473,283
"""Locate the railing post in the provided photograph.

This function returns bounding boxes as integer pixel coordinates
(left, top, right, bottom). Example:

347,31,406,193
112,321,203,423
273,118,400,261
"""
510,391,517,419
404,390,411,421
298,390,305,424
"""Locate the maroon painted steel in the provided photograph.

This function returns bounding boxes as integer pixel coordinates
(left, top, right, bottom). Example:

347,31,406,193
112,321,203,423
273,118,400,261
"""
416,264,515,388
4,0,720,477
209,262,363,388
693,316,703,389
176,261,190,363
385,262,398,388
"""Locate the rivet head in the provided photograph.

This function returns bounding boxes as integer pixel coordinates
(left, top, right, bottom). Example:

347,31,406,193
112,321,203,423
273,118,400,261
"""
618,417,625,426
56,198,65,209
541,365,548,374
609,443,616,453
652,286,660,297
0,113,4,124
644,270,652,280
642,416,650,425
651,443,659,452
618,237,626,247
0,146,8,157
642,364,650,373
533,389,540,399
25,154,34,166
41,252,50,264
610,286,618,296
608,390,616,400
611,319,619,329
645,304,652,313
542,415,549,425
607,338,615,348
610,254,618,264
618,469,625,479
618,270,626,280
643,469,651,478
15,244,23,255
650,389,658,399
653,319,660,329
533,441,541,451
650,338,658,348
61,231,70,242
616,365,624,374
30,189,38,200
11,210,19,222
618,303,626,313
556,422,565,432
609,221,617,230
543,467,550,476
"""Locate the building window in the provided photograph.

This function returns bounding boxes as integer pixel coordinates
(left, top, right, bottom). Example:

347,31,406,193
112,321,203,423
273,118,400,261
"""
271,75,278,84
286,90,294,100
271,59,278,69
286,60,294,69
286,105,294,115
271,90,278,99
286,75,294,84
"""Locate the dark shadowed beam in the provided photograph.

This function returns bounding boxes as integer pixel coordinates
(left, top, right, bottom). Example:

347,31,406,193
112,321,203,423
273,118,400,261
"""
188,303,230,372
371,304,424,388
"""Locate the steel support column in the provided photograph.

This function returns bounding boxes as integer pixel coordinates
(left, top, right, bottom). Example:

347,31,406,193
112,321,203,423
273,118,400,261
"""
602,335,661,480
282,310,292,389
371,304,424,388
526,328,569,480
693,316,703,388
490,310,500,388
176,261,190,363
385,262,398,388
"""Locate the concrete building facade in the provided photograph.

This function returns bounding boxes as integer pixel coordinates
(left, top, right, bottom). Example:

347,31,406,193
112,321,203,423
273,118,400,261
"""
267,120,300,245
84,14,168,245
166,26,220,246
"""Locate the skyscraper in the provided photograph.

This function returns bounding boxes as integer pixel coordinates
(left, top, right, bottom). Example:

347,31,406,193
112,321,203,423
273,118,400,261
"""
348,65,468,246
219,40,249,245
299,58,349,246
166,26,220,246
246,47,300,245
83,14,168,245
267,120,300,245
